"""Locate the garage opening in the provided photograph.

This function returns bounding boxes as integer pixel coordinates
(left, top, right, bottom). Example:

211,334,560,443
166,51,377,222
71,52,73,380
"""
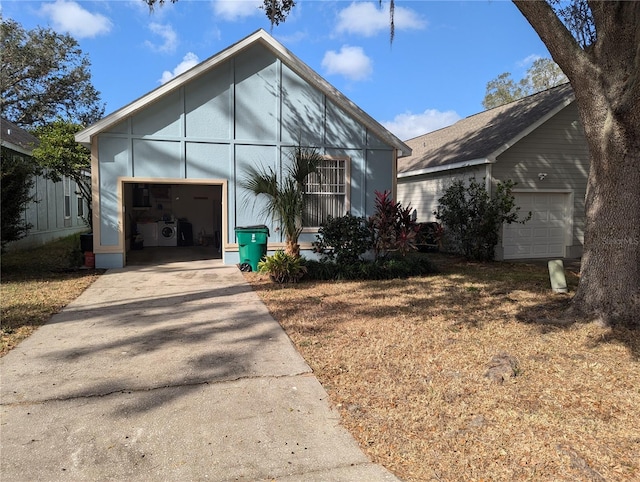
123,181,223,265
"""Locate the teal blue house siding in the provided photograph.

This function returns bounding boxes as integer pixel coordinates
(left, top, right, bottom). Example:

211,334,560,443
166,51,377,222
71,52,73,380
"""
77,30,410,269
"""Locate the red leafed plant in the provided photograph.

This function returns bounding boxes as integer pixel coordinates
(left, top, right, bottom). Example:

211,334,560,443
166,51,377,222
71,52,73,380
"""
368,190,419,260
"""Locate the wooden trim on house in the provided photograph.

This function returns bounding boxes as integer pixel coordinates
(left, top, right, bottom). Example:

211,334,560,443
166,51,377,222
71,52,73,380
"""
90,137,102,252
92,176,228,262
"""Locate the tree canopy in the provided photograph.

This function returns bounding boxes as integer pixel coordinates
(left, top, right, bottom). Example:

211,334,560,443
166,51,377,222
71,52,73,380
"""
0,18,105,128
31,120,92,226
482,58,568,109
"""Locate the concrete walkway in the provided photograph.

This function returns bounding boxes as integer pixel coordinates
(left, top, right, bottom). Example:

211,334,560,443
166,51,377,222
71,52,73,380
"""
1,260,399,481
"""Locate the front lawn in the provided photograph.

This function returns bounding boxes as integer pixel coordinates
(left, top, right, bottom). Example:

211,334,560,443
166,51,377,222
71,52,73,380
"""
246,253,639,481
0,235,102,356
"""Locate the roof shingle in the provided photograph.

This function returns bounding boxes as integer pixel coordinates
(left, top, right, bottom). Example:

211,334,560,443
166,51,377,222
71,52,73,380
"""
398,83,574,175
0,117,39,153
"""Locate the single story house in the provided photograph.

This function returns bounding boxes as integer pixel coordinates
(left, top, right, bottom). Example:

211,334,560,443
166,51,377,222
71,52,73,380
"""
397,83,589,260
75,29,410,269
1,117,89,250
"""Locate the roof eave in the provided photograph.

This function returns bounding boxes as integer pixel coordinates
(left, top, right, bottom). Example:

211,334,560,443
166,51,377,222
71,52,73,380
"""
0,139,34,156
256,34,411,156
398,89,576,178
398,157,492,179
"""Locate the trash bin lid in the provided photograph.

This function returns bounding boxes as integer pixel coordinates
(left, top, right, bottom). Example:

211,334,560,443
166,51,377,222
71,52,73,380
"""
235,225,269,235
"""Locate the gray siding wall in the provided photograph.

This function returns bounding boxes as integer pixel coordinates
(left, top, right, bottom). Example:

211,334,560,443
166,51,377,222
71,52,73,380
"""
397,166,485,223
492,103,589,255
95,43,395,265
7,170,88,251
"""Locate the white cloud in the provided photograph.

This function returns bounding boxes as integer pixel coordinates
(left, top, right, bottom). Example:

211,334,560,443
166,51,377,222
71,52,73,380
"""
517,54,542,68
160,52,200,84
382,109,461,141
145,23,178,54
275,30,309,45
335,2,426,37
212,0,262,21
321,46,373,81
39,0,112,38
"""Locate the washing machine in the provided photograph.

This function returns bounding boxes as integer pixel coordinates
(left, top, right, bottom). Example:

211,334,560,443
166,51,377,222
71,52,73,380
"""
157,221,178,246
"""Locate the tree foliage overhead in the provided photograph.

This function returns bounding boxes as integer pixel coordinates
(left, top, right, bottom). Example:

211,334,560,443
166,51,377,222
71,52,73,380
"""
549,0,596,48
483,58,568,109
0,18,105,128
31,120,92,227
143,0,295,26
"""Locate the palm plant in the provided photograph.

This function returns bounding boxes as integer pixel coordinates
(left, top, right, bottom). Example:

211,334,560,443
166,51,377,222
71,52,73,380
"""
241,145,324,257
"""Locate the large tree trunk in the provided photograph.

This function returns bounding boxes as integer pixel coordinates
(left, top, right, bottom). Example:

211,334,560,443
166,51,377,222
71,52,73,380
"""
572,88,640,325
514,1,640,326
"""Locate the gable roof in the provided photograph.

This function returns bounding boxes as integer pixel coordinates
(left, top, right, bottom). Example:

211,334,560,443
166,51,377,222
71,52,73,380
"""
398,83,575,178
1,117,39,156
75,29,410,157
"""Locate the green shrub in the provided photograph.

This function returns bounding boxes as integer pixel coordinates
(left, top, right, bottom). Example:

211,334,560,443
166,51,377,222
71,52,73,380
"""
258,250,307,283
302,259,341,280
436,177,530,261
303,254,437,281
1,146,38,252
312,213,372,264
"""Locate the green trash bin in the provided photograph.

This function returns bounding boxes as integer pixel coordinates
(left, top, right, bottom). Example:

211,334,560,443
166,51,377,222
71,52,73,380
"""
235,225,270,272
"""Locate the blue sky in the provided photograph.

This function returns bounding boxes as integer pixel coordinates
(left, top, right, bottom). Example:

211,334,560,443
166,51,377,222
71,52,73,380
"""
3,0,552,140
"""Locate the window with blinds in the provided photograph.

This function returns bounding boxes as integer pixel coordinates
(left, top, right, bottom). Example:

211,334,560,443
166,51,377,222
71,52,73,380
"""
303,158,348,227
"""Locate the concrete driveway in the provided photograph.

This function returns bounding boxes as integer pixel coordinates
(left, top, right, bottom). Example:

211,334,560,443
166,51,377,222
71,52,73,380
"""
0,259,399,481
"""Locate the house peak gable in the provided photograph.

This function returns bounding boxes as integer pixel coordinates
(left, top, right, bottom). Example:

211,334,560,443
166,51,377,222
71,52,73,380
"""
399,83,575,176
75,29,409,156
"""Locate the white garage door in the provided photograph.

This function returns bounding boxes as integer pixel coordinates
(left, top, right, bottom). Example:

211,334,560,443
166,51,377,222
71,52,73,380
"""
502,192,568,259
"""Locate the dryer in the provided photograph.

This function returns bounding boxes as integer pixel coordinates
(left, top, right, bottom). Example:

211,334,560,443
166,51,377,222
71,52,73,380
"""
157,221,177,246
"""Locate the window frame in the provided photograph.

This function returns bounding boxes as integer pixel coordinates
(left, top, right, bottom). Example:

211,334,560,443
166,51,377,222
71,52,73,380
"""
77,192,85,218
302,156,350,231
63,177,71,219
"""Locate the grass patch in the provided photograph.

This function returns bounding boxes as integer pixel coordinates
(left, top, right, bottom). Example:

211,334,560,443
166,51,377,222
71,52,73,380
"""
246,253,640,481
1,234,102,356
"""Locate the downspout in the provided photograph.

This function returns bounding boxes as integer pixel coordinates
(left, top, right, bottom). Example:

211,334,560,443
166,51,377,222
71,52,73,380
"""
485,157,502,259
484,158,495,196
392,148,399,201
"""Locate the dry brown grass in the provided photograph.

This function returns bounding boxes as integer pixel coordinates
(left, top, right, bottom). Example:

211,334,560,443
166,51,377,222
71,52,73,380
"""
246,254,640,482
1,235,102,356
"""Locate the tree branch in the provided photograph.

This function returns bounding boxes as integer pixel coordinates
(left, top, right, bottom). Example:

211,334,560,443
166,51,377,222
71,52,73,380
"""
512,1,593,82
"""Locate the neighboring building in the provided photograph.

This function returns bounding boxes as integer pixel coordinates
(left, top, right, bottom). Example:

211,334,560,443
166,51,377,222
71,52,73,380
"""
75,29,410,269
1,117,89,251
397,83,589,260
